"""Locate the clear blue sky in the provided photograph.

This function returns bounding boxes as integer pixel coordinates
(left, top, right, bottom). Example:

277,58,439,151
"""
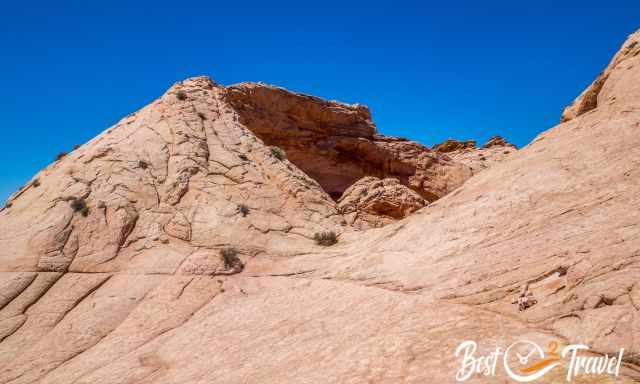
1,1,638,203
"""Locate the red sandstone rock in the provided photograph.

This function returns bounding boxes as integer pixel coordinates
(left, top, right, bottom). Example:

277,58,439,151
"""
224,83,474,202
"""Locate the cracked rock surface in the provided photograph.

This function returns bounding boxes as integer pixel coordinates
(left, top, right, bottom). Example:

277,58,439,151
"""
1,29,640,384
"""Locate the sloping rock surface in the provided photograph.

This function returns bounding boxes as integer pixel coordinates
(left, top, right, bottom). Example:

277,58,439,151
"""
562,30,640,122
0,29,639,384
0,77,344,277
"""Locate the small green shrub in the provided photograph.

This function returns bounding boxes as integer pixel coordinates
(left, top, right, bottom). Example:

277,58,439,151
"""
314,231,338,246
238,203,250,217
55,152,68,161
220,247,241,269
32,179,41,188
271,147,285,160
70,198,89,216
176,90,188,100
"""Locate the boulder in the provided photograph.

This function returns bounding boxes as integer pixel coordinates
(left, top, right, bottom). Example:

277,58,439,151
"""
337,177,427,229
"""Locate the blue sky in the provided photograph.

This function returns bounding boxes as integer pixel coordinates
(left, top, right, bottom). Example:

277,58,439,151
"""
1,1,638,203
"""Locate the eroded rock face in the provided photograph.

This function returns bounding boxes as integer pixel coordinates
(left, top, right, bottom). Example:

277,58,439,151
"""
432,139,477,152
224,83,473,202
1,29,639,384
433,135,517,174
482,135,516,149
0,77,345,276
266,30,640,381
338,177,427,229
561,30,640,122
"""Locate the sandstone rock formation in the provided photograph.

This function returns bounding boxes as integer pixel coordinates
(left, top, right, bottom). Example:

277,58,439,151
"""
0,76,348,277
432,138,477,152
337,177,427,229
0,29,639,384
561,30,640,122
482,135,515,149
433,135,517,173
225,83,473,202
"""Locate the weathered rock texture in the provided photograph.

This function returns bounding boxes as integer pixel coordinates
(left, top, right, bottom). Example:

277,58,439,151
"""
432,138,477,152
562,30,640,122
0,77,347,278
225,83,473,202
337,177,427,229
1,29,639,384
438,135,518,174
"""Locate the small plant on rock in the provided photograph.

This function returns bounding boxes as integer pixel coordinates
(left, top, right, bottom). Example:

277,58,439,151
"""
238,203,250,217
176,90,188,100
73,144,81,150
70,198,89,216
271,147,285,161
32,179,40,187
197,112,206,120
314,231,338,246
220,247,242,269
138,160,149,169
55,152,68,161
4,202,12,209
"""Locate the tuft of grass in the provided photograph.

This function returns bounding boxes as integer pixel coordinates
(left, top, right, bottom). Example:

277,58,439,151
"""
73,144,81,150
314,231,338,246
4,202,12,209
270,147,285,161
32,179,41,188
138,160,149,169
176,90,188,100
70,198,89,216
220,247,242,269
55,152,68,161
238,203,250,217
